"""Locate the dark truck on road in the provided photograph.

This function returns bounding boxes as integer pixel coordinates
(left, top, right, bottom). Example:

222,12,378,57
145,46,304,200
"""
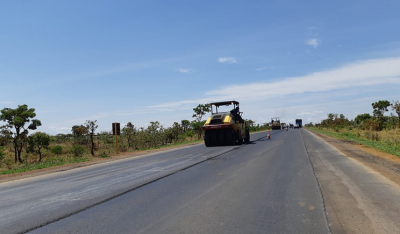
295,119,302,128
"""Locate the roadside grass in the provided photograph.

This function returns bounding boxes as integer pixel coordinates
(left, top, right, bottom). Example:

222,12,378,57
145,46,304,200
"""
307,127,400,158
1,156,89,174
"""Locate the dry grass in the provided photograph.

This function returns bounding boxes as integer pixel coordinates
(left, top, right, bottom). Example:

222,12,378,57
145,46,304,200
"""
308,127,400,157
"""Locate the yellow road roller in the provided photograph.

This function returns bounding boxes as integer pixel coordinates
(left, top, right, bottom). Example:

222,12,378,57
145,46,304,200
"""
202,101,250,147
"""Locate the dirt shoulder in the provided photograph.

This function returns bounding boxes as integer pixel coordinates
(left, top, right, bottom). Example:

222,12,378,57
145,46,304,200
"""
0,142,203,183
308,129,400,187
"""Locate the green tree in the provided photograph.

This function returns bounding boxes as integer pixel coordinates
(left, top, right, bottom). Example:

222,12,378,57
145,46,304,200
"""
304,122,314,127
192,104,211,122
147,121,161,147
171,122,181,141
181,120,190,133
246,119,256,128
0,125,12,146
191,104,211,140
191,120,206,140
122,122,136,149
185,130,195,140
327,113,335,121
71,125,88,145
372,100,391,118
0,105,42,163
84,120,98,156
51,145,63,155
392,100,400,123
372,100,391,130
27,132,50,162
355,113,371,124
71,125,87,137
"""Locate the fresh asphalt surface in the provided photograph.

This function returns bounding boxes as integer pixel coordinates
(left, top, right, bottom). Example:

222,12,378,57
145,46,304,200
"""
1,129,400,234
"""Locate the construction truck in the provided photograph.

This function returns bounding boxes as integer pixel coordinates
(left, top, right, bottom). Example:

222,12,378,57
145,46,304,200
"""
271,117,281,130
202,101,250,147
296,119,303,128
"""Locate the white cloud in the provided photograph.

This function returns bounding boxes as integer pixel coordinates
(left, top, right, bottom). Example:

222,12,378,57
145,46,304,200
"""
178,68,191,73
306,38,320,49
218,57,237,63
207,57,400,101
296,111,324,116
0,101,14,105
152,57,400,109
149,98,214,109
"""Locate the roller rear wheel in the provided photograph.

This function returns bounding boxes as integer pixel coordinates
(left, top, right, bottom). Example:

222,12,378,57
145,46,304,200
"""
245,128,250,143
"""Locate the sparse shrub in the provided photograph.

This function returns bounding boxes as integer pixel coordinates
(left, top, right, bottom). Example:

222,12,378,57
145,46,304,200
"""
334,127,340,133
384,116,400,130
0,146,4,161
364,131,380,141
99,152,109,158
364,132,371,140
372,132,380,141
119,145,128,152
4,158,13,170
363,119,380,131
51,145,63,155
70,145,85,157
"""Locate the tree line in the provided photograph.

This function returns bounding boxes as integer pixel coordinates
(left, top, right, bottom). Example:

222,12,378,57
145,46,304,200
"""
0,103,268,166
305,100,400,131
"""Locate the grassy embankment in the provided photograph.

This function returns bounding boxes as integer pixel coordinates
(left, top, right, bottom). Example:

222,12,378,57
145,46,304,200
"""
306,127,400,158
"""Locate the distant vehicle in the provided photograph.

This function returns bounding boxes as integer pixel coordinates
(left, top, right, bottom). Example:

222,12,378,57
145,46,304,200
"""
294,124,300,129
295,119,302,128
202,101,250,147
271,117,281,130
289,124,294,129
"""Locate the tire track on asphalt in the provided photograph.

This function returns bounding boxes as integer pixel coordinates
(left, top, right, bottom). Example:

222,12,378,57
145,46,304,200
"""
21,131,280,234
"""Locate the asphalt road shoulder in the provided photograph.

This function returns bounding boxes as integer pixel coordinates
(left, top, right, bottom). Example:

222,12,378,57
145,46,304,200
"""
303,129,400,234
0,142,203,183
308,129,400,187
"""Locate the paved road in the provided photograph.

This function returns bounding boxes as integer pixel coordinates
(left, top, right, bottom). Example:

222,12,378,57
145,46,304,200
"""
1,129,400,233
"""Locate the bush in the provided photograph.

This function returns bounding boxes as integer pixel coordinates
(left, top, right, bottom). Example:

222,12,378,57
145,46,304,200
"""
362,119,380,131
51,145,63,155
0,146,4,161
384,116,400,130
364,131,380,141
99,151,110,158
334,127,340,133
70,145,85,157
4,158,13,170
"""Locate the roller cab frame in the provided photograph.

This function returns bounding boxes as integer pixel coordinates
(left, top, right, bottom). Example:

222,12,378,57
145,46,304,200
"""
202,101,250,147
271,117,281,130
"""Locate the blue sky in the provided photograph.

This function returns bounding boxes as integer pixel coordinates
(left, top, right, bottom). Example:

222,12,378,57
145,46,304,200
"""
1,0,400,134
